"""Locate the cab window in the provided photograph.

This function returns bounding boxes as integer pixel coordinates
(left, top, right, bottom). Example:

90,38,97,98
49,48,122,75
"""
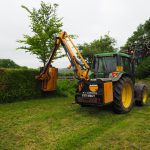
121,57,132,73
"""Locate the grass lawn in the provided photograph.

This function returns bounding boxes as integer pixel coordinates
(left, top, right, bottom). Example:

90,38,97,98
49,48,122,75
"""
0,96,150,150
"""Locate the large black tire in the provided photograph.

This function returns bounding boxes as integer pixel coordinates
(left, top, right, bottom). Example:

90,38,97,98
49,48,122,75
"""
135,84,148,106
113,77,134,114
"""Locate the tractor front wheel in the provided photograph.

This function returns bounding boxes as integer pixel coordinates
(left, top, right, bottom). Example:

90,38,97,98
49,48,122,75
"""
113,77,134,114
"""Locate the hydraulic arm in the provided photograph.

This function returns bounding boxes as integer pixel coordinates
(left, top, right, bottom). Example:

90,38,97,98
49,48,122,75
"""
36,32,90,91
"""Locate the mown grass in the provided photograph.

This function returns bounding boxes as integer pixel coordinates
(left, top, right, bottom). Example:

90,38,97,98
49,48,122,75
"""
0,96,150,150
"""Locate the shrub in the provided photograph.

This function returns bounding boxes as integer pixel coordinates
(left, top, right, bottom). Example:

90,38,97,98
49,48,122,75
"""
0,68,42,103
136,57,150,79
56,80,77,96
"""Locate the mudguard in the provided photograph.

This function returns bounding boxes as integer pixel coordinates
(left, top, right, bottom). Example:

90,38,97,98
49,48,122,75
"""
109,72,130,82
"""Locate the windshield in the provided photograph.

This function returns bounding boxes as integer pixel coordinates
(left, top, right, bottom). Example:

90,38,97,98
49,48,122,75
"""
92,56,117,77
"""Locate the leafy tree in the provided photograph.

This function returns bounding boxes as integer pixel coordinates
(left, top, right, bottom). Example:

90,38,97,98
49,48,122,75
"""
17,2,64,67
136,56,150,79
0,59,20,68
122,18,150,50
121,18,150,79
78,35,117,64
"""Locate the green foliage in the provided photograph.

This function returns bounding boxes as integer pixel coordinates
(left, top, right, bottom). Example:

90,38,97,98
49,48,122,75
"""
56,80,77,96
17,2,64,66
78,34,117,65
122,18,150,50
0,59,20,68
0,68,42,103
136,57,150,79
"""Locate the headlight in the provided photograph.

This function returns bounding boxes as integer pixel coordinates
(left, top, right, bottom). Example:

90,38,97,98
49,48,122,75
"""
89,85,98,92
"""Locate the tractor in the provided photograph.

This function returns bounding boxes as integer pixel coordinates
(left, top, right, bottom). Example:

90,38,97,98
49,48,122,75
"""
76,52,148,113
36,32,149,114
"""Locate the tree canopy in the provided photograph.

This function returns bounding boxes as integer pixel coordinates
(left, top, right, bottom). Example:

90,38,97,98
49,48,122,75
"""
121,18,150,79
17,2,64,67
136,56,150,79
122,18,150,50
0,59,19,68
78,34,117,65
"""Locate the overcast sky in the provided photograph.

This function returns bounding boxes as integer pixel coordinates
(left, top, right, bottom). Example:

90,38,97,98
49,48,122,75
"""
0,0,150,68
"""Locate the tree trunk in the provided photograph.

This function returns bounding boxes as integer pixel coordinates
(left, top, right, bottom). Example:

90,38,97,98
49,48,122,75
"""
43,61,46,67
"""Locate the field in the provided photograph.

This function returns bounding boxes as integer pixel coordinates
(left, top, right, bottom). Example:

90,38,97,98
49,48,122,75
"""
0,96,150,150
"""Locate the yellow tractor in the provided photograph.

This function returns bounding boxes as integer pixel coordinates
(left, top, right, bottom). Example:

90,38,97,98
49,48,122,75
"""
36,32,149,113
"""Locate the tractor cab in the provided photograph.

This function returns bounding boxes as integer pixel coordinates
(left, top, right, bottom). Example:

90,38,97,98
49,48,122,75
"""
91,52,134,79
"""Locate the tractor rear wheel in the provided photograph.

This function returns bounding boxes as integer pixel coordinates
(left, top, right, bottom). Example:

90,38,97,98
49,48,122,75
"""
135,84,148,106
113,77,134,114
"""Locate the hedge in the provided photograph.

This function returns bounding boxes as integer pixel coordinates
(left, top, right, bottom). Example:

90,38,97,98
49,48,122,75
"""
0,68,77,103
0,68,42,103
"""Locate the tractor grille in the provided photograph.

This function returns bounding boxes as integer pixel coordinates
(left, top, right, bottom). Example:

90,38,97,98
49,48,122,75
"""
77,97,98,104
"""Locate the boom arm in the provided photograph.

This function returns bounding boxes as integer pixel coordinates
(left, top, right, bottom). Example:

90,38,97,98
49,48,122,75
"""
36,32,90,91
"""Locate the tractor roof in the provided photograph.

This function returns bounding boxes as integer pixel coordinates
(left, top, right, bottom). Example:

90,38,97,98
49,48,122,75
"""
94,52,131,58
